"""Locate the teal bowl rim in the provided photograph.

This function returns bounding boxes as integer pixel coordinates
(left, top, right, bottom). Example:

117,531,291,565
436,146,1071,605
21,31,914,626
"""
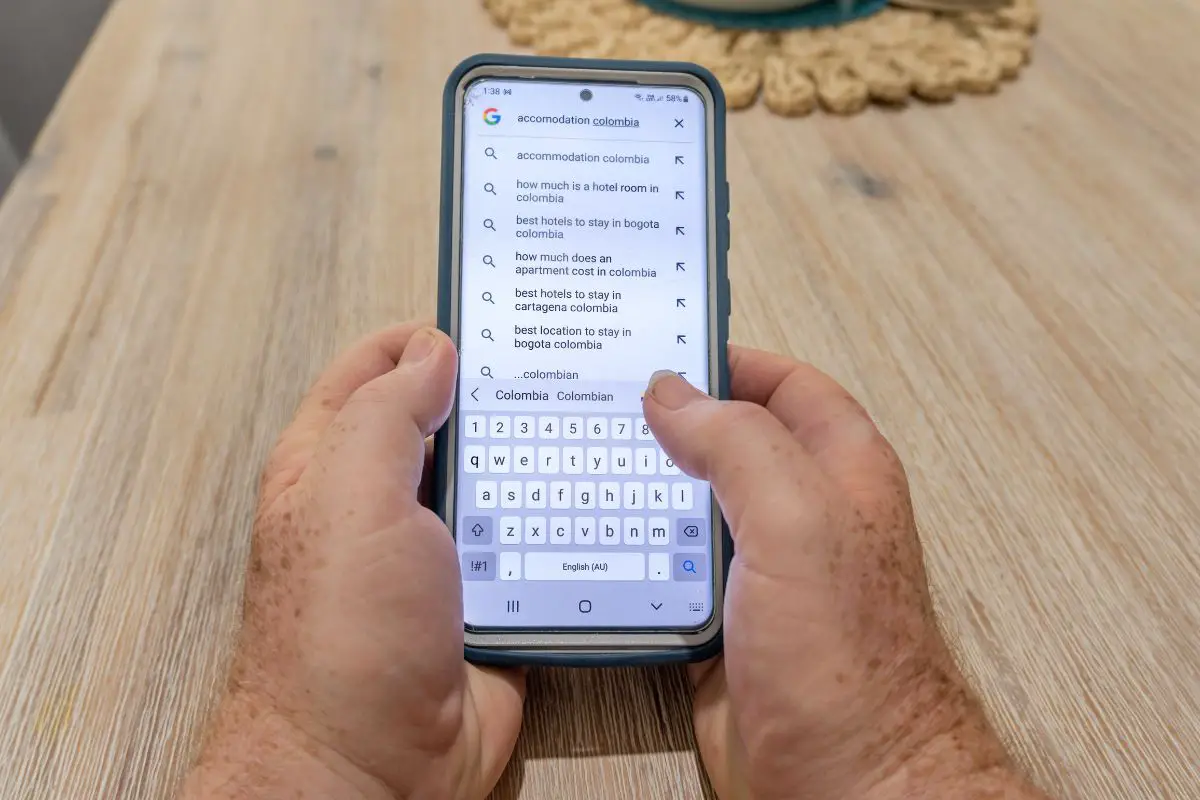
635,0,889,30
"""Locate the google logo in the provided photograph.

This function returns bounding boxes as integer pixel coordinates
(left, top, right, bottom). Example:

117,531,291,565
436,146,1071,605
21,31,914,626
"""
483,107,501,125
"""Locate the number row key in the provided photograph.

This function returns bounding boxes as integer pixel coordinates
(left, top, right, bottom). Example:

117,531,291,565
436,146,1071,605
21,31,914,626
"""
464,415,655,440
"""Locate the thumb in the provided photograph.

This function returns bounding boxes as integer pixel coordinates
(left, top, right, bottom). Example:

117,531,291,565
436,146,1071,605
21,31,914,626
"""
643,370,835,575
464,666,528,797
307,327,458,530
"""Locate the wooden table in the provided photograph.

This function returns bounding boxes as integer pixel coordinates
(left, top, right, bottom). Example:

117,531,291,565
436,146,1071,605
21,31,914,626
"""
2,1,1198,797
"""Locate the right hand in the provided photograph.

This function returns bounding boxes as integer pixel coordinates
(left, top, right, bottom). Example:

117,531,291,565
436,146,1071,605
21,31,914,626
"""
643,348,1045,800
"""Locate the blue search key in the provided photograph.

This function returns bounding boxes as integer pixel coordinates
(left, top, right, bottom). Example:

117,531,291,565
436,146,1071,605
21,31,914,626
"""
673,553,707,582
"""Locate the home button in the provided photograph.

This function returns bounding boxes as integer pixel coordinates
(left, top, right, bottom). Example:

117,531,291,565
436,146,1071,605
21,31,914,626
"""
578,599,593,614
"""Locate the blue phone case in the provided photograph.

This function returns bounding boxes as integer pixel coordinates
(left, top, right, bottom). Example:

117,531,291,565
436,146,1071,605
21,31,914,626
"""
435,53,732,667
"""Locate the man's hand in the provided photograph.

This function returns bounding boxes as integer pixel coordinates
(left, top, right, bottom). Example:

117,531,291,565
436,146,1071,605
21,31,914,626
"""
644,349,1047,800
182,324,524,800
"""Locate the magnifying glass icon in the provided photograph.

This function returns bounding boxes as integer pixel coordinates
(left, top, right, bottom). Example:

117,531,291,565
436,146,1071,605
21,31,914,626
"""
484,147,497,159
483,219,496,231
481,366,494,378
682,559,697,574
482,291,495,304
484,182,496,195
482,255,495,268
481,328,494,341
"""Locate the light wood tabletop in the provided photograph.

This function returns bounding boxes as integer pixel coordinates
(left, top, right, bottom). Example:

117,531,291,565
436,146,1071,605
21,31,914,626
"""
2,1,1198,798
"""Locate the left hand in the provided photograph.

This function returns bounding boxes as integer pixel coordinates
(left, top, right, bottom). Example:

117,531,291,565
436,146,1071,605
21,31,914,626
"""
182,323,524,800
644,349,1035,800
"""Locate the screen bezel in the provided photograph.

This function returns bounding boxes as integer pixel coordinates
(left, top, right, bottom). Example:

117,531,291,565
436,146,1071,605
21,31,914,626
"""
446,63,724,653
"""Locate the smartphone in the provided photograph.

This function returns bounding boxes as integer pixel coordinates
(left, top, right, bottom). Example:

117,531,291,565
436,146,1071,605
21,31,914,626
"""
435,54,731,666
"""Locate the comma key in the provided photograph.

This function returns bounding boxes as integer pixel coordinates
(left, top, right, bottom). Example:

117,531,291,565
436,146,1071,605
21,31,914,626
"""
498,551,522,580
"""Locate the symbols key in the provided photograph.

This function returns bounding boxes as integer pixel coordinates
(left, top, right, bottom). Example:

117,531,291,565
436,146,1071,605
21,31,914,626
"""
462,552,496,581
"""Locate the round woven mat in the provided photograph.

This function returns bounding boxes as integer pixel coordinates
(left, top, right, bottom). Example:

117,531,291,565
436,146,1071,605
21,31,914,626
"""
481,0,1040,115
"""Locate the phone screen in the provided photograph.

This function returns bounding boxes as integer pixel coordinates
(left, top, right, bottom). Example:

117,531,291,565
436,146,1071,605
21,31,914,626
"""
454,75,714,630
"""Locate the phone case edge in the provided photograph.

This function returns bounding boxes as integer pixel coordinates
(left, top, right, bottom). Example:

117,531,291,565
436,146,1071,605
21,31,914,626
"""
435,53,732,668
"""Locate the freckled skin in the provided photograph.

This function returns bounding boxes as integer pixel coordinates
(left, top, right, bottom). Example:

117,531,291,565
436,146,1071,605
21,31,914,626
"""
181,325,524,800
644,348,1050,800
183,327,1047,800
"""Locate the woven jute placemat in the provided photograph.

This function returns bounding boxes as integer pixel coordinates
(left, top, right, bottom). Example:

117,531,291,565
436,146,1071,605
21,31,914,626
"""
481,0,1040,115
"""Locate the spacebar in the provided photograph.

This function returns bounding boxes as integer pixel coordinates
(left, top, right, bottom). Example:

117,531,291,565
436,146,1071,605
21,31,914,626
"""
525,553,646,581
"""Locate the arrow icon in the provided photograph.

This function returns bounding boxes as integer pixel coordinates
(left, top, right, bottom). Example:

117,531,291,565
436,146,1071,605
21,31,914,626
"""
675,155,684,165
676,262,685,272
471,523,484,535
676,298,686,308
675,226,685,235
651,602,663,610
470,388,479,401
676,334,687,344
675,190,685,200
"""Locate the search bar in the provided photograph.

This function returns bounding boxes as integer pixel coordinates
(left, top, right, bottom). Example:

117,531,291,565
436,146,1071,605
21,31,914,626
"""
525,553,646,581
